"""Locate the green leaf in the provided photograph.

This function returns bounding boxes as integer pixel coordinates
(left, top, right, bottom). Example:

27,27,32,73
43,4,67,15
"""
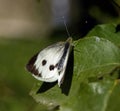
74,37,120,81
87,24,120,47
106,80,120,111
60,79,120,111
30,37,120,111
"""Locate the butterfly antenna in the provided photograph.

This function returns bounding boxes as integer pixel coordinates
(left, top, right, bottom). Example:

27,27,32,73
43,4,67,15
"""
62,16,70,37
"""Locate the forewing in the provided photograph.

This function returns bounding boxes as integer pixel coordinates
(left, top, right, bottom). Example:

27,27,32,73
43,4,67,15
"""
57,40,72,86
26,42,65,82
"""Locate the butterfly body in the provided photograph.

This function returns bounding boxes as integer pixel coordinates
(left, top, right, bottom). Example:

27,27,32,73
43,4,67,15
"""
26,37,72,87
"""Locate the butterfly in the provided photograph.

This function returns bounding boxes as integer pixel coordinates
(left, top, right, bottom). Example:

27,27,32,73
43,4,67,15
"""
26,37,73,87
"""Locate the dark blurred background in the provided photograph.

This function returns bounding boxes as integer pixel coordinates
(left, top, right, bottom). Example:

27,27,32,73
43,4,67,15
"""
0,0,119,39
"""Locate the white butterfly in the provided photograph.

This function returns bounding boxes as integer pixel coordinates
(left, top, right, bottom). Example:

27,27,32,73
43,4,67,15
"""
26,37,73,87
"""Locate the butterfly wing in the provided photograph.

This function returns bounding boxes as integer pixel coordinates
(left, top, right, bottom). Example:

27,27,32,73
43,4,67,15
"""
26,38,72,87
57,39,72,86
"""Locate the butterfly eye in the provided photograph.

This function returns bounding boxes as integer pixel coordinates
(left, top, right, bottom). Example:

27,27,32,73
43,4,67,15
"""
49,65,55,71
42,59,47,66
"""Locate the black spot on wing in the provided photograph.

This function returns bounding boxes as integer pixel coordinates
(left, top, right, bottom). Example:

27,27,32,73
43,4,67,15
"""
26,52,41,77
42,59,47,66
49,65,55,71
38,73,42,77
26,52,38,71
29,65,41,77
32,66,39,75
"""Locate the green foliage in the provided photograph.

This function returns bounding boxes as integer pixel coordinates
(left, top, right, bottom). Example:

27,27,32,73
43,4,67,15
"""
30,24,120,111
0,38,54,111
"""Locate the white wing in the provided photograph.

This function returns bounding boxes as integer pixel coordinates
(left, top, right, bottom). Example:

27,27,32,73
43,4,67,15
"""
26,38,72,87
